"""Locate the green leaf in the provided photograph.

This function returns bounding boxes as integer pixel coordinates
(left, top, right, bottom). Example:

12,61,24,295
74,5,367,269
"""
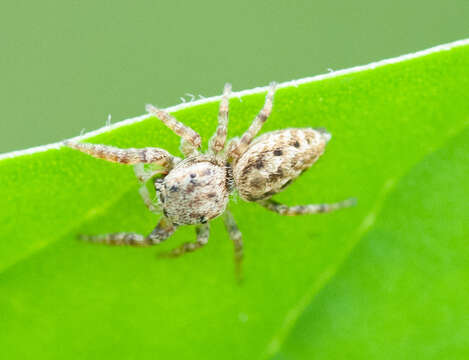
1,40,468,359
274,125,469,360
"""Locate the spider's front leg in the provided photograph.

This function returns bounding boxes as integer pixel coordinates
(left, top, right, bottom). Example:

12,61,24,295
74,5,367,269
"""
159,222,210,258
64,141,176,167
80,217,177,246
65,141,178,213
256,198,356,215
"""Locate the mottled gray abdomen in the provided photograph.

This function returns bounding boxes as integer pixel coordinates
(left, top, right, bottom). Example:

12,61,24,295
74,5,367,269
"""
233,128,328,201
160,157,229,225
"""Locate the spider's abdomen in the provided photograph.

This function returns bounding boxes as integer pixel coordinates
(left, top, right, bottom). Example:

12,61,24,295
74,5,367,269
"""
233,128,329,201
160,157,229,225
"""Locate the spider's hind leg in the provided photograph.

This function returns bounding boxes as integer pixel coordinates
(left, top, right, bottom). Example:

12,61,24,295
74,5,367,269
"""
257,198,357,215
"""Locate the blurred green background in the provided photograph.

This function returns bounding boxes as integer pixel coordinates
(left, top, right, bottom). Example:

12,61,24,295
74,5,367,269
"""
0,0,468,153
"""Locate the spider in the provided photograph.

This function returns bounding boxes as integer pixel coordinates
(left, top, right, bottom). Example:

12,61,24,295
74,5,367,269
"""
65,83,355,279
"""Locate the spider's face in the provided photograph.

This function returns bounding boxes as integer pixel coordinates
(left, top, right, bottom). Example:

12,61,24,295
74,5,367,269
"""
158,157,229,225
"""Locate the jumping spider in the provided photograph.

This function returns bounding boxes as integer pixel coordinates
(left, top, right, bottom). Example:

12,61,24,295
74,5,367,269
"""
65,83,355,279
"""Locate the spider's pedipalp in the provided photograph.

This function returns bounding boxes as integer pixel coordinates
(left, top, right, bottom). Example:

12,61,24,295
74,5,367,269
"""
146,104,202,155
133,163,168,184
134,163,175,213
138,184,160,213
257,198,357,215
64,141,176,168
159,222,210,257
229,82,277,160
209,83,232,154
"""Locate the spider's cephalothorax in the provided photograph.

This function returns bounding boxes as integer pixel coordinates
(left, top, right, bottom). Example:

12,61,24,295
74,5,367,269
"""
65,83,355,280
157,155,231,225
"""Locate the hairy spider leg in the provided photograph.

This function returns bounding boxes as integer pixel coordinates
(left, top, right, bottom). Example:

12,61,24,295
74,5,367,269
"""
146,104,201,158
159,222,210,257
64,141,176,167
228,82,277,160
223,209,244,282
257,198,357,215
209,83,232,154
79,217,177,246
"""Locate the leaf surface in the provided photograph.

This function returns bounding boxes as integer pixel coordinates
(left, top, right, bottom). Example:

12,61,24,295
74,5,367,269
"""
275,128,469,360
1,41,468,360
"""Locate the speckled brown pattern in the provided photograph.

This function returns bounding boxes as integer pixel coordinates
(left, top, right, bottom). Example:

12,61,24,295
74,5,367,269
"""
65,141,175,166
65,83,355,280
233,128,326,201
257,198,357,215
209,83,231,154
160,156,229,225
